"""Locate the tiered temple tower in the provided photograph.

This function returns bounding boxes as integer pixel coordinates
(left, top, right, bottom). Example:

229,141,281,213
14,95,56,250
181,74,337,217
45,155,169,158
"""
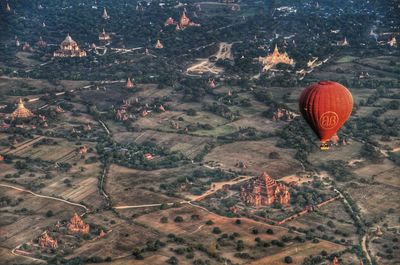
102,7,110,19
54,34,86,57
67,213,90,234
38,231,58,249
240,172,290,207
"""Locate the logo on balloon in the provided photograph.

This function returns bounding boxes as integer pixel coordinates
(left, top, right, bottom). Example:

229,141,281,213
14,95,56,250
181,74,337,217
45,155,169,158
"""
319,111,339,129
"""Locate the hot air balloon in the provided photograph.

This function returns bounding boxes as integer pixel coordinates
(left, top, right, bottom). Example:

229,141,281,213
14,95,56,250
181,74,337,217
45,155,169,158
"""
299,81,353,150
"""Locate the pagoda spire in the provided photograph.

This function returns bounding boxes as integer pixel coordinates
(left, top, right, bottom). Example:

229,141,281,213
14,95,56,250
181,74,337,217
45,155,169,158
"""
155,39,164,49
11,99,34,120
126,77,134,88
102,7,110,19
274,44,279,53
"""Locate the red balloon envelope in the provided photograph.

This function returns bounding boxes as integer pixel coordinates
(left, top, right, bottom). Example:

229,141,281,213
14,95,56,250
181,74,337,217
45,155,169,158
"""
299,81,353,148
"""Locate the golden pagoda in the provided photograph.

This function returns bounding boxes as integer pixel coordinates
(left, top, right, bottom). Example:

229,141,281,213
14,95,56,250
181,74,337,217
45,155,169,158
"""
102,7,110,19
99,28,111,41
54,34,86,58
258,44,294,72
155,39,164,49
11,99,34,120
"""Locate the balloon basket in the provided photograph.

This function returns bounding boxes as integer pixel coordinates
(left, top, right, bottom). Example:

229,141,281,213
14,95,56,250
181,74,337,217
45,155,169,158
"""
320,143,330,150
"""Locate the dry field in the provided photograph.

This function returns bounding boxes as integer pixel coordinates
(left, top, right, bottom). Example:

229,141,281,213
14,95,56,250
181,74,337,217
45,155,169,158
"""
204,139,303,177
132,109,237,137
106,164,191,207
308,140,363,165
284,200,358,244
0,76,89,97
228,115,281,134
0,186,83,249
353,159,400,188
369,228,400,265
0,137,104,209
2,136,86,162
247,240,342,265
343,182,399,226
113,130,213,159
67,212,161,261
135,204,345,264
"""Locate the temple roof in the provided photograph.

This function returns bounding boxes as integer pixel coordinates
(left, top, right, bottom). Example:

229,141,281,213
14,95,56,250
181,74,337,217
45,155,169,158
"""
62,34,77,45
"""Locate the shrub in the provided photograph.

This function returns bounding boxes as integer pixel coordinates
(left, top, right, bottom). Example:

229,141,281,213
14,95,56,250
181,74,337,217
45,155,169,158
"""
212,227,221,234
174,216,184,223
284,256,293,263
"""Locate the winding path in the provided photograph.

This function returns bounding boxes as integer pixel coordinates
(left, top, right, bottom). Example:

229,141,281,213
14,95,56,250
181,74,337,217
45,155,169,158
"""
334,188,372,264
0,183,88,211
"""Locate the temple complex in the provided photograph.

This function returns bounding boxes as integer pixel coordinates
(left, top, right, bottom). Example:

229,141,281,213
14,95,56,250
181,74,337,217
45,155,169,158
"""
102,7,110,19
332,257,340,265
155,39,164,49
11,99,34,120
36,37,47,48
99,29,111,41
38,231,58,249
67,213,90,234
258,45,294,72
240,172,291,207
54,34,86,58
178,12,200,29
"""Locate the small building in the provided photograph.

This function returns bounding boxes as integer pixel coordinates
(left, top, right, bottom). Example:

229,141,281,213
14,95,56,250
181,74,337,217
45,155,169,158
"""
102,7,110,19
67,213,90,234
38,231,58,249
99,29,111,41
155,39,164,49
53,34,86,58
